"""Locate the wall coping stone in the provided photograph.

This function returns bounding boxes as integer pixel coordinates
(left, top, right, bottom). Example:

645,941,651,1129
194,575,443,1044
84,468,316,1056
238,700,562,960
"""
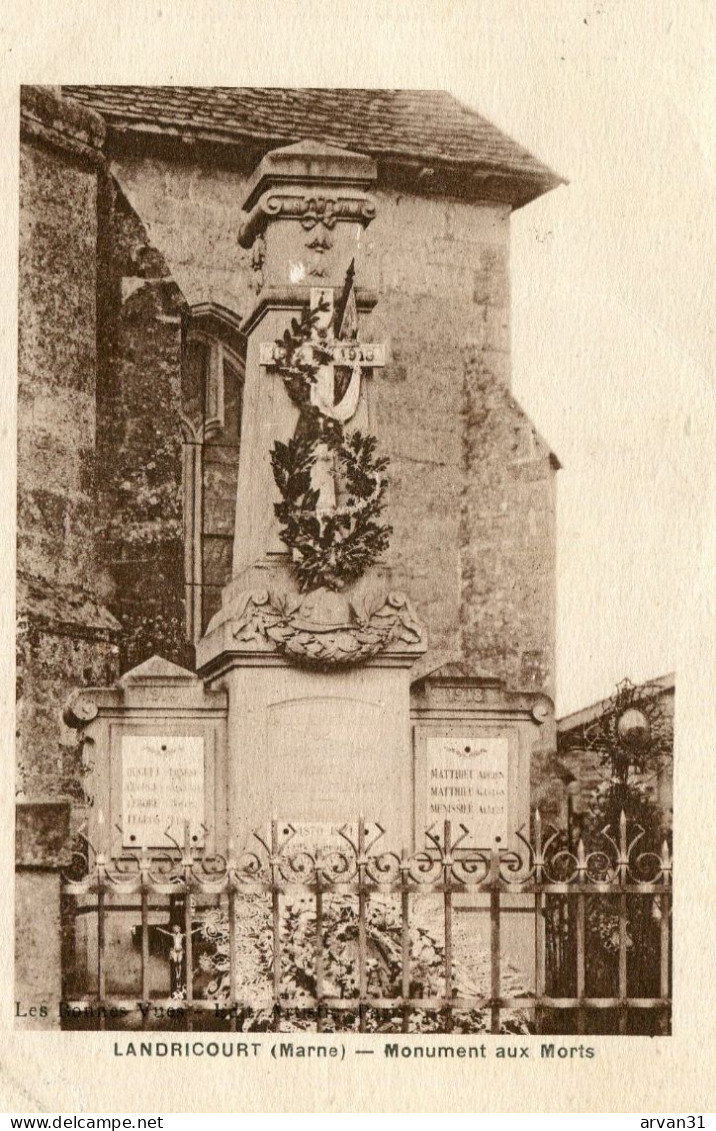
21,85,106,166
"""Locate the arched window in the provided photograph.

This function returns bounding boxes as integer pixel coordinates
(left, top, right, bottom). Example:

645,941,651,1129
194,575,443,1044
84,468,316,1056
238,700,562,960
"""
181,305,245,644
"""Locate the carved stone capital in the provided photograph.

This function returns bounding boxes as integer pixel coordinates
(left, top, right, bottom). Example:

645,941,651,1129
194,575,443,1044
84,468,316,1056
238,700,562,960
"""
238,190,377,248
242,139,376,208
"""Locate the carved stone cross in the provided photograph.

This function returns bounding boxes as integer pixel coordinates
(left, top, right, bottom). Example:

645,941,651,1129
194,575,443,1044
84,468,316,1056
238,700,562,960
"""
261,286,387,515
260,287,386,425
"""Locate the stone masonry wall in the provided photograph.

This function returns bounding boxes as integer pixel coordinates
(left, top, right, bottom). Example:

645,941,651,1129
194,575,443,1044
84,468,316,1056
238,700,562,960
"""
107,154,255,310
95,180,190,672
461,347,557,695
17,88,120,799
366,190,556,697
19,106,100,592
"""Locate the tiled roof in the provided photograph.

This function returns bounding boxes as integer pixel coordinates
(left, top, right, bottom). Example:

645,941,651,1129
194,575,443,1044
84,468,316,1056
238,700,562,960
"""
63,86,564,206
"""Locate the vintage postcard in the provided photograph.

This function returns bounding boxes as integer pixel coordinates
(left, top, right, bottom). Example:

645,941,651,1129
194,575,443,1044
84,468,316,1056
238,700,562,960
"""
2,0,714,1115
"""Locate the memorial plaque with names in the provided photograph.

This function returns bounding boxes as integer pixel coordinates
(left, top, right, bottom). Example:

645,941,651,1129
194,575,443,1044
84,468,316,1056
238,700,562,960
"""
426,735,509,845
122,735,205,849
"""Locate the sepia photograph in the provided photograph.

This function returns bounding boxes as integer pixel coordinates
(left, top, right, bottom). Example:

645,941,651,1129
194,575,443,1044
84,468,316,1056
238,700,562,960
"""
5,0,714,1115
15,80,678,1038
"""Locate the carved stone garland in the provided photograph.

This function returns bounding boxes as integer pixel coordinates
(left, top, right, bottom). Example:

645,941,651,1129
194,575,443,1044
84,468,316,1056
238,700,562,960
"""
232,588,423,666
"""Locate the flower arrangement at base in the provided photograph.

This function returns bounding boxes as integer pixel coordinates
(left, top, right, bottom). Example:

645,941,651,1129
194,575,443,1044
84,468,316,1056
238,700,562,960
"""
193,894,530,1035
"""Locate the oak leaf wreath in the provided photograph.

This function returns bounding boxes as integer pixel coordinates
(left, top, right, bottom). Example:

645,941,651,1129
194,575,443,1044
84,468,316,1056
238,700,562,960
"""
269,299,392,592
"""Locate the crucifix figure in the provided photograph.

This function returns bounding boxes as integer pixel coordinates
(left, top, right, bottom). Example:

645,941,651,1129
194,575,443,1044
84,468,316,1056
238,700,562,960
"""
261,271,386,515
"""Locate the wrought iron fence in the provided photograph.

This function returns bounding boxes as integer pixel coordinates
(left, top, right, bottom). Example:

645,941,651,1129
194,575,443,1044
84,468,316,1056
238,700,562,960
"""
60,813,671,1034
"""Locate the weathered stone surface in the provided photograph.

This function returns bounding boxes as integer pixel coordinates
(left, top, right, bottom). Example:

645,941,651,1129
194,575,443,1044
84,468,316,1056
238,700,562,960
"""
95,184,191,672
15,800,73,1028
15,872,63,1029
15,800,72,868
461,343,557,697
18,143,98,584
17,106,122,810
16,581,120,800
365,193,555,695
110,156,255,311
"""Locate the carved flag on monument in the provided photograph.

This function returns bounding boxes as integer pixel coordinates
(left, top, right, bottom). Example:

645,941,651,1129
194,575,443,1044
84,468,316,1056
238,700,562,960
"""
334,258,359,341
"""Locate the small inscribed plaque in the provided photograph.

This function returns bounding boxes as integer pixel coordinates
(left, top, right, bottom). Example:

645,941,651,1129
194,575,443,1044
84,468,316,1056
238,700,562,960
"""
426,735,509,845
121,735,205,848
277,820,358,860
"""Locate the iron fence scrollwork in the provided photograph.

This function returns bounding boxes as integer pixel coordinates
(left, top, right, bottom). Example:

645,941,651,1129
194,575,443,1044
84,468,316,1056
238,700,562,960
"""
60,812,671,1034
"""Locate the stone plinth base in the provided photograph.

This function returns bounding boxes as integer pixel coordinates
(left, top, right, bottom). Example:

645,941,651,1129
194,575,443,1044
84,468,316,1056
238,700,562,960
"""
196,579,426,850
200,654,416,852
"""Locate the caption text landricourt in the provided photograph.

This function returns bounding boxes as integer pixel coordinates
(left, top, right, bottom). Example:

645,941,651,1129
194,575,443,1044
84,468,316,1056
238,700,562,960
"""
110,1041,596,1060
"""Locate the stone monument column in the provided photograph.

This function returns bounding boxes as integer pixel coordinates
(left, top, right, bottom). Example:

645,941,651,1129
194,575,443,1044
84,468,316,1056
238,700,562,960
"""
228,141,379,582
196,141,426,851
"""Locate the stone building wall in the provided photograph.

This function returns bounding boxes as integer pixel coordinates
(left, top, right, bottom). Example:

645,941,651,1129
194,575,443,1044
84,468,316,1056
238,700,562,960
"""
95,180,190,672
107,154,255,311
366,191,556,696
17,87,120,799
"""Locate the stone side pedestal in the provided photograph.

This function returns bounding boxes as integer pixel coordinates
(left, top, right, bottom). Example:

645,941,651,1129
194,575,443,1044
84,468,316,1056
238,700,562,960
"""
411,665,553,850
67,655,228,858
411,665,554,989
